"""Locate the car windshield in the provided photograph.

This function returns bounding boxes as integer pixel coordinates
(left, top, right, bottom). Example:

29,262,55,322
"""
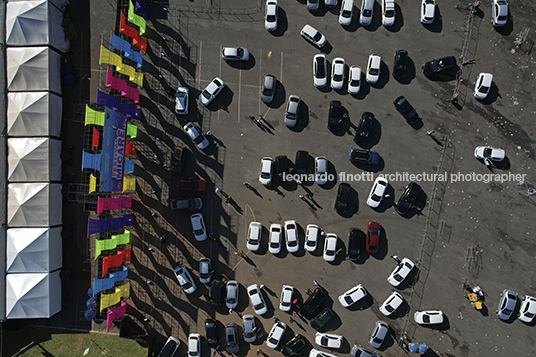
480,86,490,93
176,92,186,99
385,305,394,312
227,297,236,303
326,250,335,256
244,331,254,338
369,228,380,235
498,15,507,21
282,300,291,307
316,59,326,78
525,312,535,318
371,194,382,202
194,228,204,235
235,49,243,57
394,274,403,282
248,238,259,244
270,242,279,248
254,303,265,310
363,10,372,16
344,296,354,304
423,315,430,323
288,240,297,247
483,148,493,158
373,337,383,343
267,15,276,21
263,86,272,95
182,281,193,289
261,172,271,179
351,79,360,86
385,10,395,17
321,337,328,345
202,90,212,100
334,74,343,81
269,337,279,345
193,135,205,145
342,10,352,17
306,240,315,246
503,308,513,314
313,32,322,41
369,67,379,75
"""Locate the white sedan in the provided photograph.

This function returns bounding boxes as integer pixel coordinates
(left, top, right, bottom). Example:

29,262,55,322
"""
387,257,415,287
305,224,320,252
348,66,361,94
190,213,207,241
199,77,225,106
284,220,299,253
174,264,197,294
379,291,404,316
338,284,367,308
280,285,294,311
310,349,337,357
222,47,250,61
183,122,209,150
369,321,389,349
323,234,338,262
259,157,274,186
420,0,436,24
313,54,328,88
247,284,268,315
265,0,278,31
366,54,381,84
175,87,188,115
269,223,282,254
414,310,444,324
266,321,287,349
315,333,343,349
382,0,396,26
474,146,505,165
315,156,328,185
474,73,493,100
518,295,536,323
366,177,388,208
492,0,508,27
247,222,262,252
331,57,345,90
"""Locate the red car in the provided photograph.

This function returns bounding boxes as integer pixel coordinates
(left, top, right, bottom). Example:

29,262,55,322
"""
366,221,380,253
177,177,206,192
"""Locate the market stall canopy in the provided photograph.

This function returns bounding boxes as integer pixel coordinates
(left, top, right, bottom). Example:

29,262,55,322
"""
8,0,70,11
7,227,62,273
7,92,62,137
8,138,62,182
7,46,62,94
7,183,63,227
6,271,61,319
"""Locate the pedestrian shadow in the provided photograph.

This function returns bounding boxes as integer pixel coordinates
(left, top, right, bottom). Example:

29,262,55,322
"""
246,185,264,198
262,286,278,298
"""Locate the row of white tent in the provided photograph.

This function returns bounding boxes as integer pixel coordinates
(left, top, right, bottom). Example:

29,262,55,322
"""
4,0,69,319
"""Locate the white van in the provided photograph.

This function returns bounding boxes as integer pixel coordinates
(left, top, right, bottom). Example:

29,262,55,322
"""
360,0,374,26
339,0,354,26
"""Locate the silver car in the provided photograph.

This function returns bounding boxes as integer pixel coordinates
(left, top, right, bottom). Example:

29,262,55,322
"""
265,0,278,31
243,314,257,343
199,258,212,284
262,74,276,103
226,281,239,309
496,289,517,321
300,25,327,48
175,87,189,115
222,47,250,61
198,77,225,106
315,156,328,185
183,122,209,150
284,95,301,128
369,320,389,349
307,0,320,12
174,264,197,294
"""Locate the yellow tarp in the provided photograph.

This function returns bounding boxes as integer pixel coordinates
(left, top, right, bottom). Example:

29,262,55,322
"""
122,177,136,192
99,45,122,68
89,174,97,193
100,282,131,311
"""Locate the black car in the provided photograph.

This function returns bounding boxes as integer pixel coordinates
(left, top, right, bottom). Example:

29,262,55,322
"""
157,336,180,357
300,287,328,319
275,155,289,183
422,56,457,78
335,183,351,214
209,280,225,310
205,318,219,348
354,112,373,146
282,334,307,356
310,307,334,330
171,145,186,173
295,150,309,174
327,100,343,132
348,228,365,261
348,148,380,164
393,49,408,80
396,181,422,215
393,96,418,124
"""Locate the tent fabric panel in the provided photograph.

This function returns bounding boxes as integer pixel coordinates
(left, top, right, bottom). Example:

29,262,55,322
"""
6,47,62,94
7,183,63,227
6,227,62,272
7,92,62,137
7,138,62,182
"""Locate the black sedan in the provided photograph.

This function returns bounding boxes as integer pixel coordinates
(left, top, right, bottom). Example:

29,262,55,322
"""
422,56,457,78
327,100,343,132
348,228,365,261
282,334,307,356
335,183,351,213
396,181,422,215
393,49,408,80
354,112,373,146
393,96,418,124
205,318,219,348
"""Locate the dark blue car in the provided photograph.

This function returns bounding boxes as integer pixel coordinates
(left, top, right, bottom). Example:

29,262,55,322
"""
348,149,380,164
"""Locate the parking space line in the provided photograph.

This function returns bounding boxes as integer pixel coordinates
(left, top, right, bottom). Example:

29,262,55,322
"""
218,43,222,122
197,41,202,91
258,49,262,119
238,69,241,123
280,52,284,84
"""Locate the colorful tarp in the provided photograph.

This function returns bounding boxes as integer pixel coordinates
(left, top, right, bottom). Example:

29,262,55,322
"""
82,152,101,171
93,266,128,296
128,0,146,35
96,89,141,120
134,0,149,18
110,33,143,68
120,13,147,52
102,248,132,277
100,282,130,311
100,46,143,86
106,67,140,103
99,107,127,192
97,196,132,215
107,300,127,332
87,214,134,236
122,177,136,192
85,105,105,126
95,230,131,259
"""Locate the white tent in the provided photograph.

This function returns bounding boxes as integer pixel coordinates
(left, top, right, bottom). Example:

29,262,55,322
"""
7,47,62,94
6,271,62,319
7,183,63,227
6,0,68,52
7,227,62,273
8,138,62,182
8,91,62,137
8,0,70,12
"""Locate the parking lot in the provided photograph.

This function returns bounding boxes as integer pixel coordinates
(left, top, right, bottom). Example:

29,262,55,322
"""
122,0,536,356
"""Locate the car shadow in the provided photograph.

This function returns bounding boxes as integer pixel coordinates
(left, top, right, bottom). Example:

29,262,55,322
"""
351,156,385,173
386,3,404,32
320,161,338,190
269,81,286,109
376,326,396,351
225,55,256,71
369,60,389,89
289,100,309,132
319,310,342,332
395,56,416,85
320,41,333,55
353,78,371,99
270,8,288,37
493,156,511,170
206,86,233,112
494,13,514,36
309,235,325,258
342,7,361,32
358,116,382,149
422,6,443,33
481,83,500,104
347,293,374,312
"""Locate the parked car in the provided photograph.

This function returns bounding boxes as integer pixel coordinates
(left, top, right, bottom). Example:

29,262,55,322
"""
496,289,517,321
474,146,505,166
382,0,396,26
339,0,354,26
315,333,343,349
310,349,338,357
177,177,206,192
414,310,444,325
171,145,186,173
331,57,346,90
199,77,225,106
285,220,299,253
348,148,380,164
259,157,274,186
325,0,338,7
518,295,536,323
338,284,367,308
396,181,422,215
199,258,212,284
351,345,381,357
262,74,276,104
369,321,389,349
282,334,306,357
285,95,301,128
387,257,415,287
222,47,250,61
335,183,351,213
269,223,283,254
190,213,207,241
348,228,364,261
393,96,418,124
205,318,219,348
328,100,343,132
307,0,320,12
492,0,508,26
422,56,457,79
169,198,203,210
247,284,268,315
301,287,328,319
247,222,262,251
280,285,294,311
313,54,328,88
242,314,257,343
226,281,239,309
224,323,239,353
266,321,287,348
174,264,197,294
366,177,388,208
360,0,374,26
393,49,408,80
474,73,493,100
354,112,373,146
366,221,381,253
209,280,225,310
310,307,334,330
275,155,290,184
175,87,189,115
348,66,362,94
183,122,210,150
158,336,180,357
420,0,436,24
315,156,328,185
295,150,309,174
305,224,320,252
187,334,200,357
300,24,327,48
323,234,338,262
379,291,404,316
265,0,278,31
366,54,381,84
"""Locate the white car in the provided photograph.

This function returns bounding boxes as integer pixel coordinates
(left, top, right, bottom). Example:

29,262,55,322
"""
420,0,436,24
369,321,389,349
313,54,328,88
175,87,189,115
199,77,225,106
284,220,299,253
315,156,328,185
366,54,381,84
360,0,374,26
301,25,327,48
338,284,367,307
222,47,250,61
199,258,212,284
414,310,444,324
348,66,361,94
183,122,209,150
474,146,505,165
339,0,354,26
474,73,493,100
305,224,320,252
247,222,262,251
242,314,257,343
310,349,338,357
247,284,268,315
492,0,508,27
366,177,388,208
190,213,207,241
387,257,415,287
266,321,287,348
518,295,536,323
351,345,381,357
315,333,343,349
188,333,201,357
174,264,197,294
259,157,274,186
284,95,301,128
280,285,294,311
226,281,239,309
331,57,346,90
265,0,278,31
379,291,404,316
382,0,396,26
323,234,338,262
269,223,283,254
307,0,320,12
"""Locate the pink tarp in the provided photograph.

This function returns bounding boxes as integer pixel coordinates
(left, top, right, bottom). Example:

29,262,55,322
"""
102,248,132,277
107,300,127,332
106,67,140,103
97,196,132,215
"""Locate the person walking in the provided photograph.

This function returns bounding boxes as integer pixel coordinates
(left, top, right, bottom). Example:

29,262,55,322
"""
391,254,402,264
313,279,318,286
206,130,212,136
260,284,265,290
299,194,306,201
